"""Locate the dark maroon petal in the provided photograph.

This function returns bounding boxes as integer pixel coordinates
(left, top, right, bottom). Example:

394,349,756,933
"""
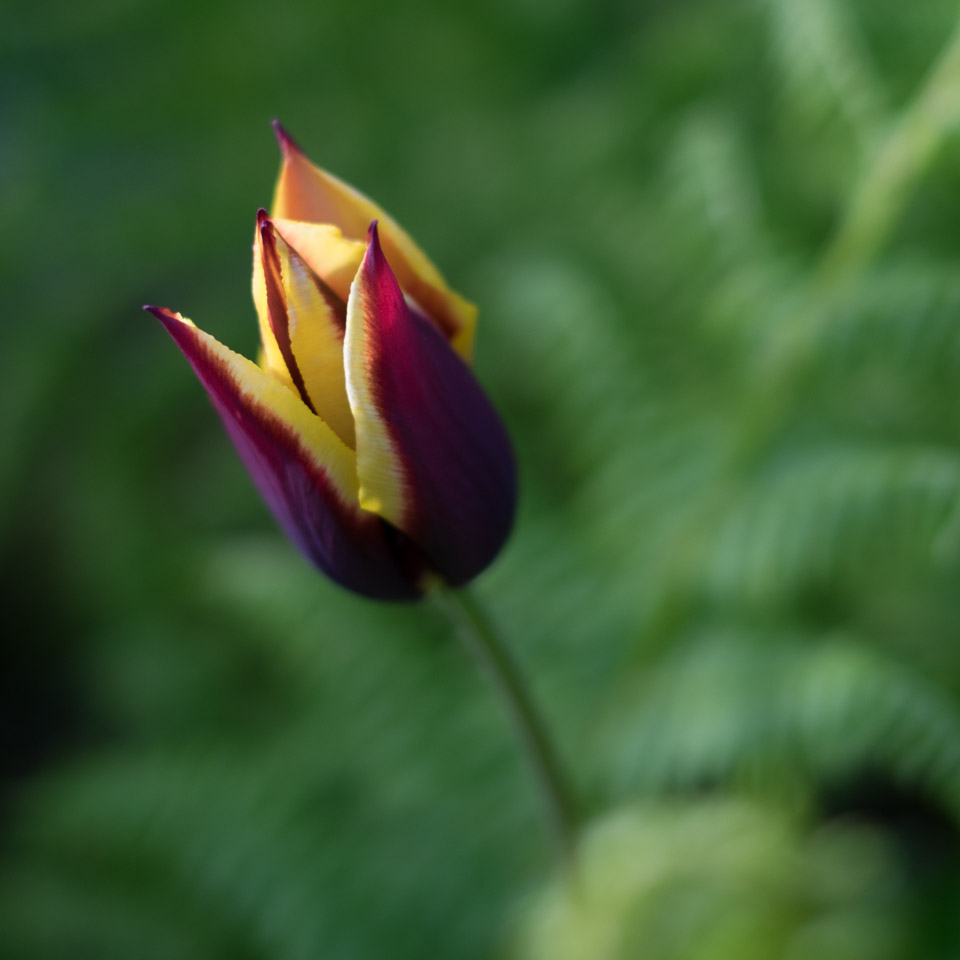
345,227,517,586
146,306,423,601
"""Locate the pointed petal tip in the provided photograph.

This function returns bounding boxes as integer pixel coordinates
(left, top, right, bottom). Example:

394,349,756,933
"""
259,214,279,252
365,221,384,265
271,118,302,156
257,206,279,248
144,304,179,323
145,305,197,339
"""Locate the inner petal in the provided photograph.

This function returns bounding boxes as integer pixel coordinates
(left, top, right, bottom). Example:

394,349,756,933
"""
271,219,366,303
254,214,356,449
270,124,477,363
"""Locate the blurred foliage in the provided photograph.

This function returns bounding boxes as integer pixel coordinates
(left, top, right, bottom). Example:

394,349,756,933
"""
6,0,960,957
516,801,907,960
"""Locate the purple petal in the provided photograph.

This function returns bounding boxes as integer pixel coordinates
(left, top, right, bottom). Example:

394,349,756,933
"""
344,226,517,586
146,306,424,600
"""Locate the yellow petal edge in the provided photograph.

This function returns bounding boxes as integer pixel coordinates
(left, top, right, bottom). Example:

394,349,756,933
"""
343,268,408,527
272,143,477,363
168,311,360,508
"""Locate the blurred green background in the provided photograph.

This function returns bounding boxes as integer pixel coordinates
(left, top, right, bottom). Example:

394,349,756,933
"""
6,0,960,956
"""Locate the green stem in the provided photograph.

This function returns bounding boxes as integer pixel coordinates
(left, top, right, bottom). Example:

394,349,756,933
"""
434,584,578,870
816,15,960,290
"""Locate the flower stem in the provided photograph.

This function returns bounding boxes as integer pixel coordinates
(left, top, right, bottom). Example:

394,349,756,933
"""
434,584,578,871
816,14,960,290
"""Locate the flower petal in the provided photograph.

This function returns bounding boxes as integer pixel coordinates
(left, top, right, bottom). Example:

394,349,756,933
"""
343,225,516,586
270,218,365,303
270,120,477,363
252,213,297,394
254,213,356,448
146,305,423,600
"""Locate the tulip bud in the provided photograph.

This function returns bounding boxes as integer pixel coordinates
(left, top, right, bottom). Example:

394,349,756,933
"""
147,124,516,600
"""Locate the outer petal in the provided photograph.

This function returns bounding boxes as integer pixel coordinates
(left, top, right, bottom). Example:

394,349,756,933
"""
343,225,516,586
270,120,477,363
146,306,422,600
254,212,356,448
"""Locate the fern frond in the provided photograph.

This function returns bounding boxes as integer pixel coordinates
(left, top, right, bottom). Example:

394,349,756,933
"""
602,631,960,819
767,0,886,149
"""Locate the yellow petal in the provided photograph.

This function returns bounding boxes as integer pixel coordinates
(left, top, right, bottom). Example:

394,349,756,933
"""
252,216,295,391
254,212,356,448
270,218,365,303
271,121,477,363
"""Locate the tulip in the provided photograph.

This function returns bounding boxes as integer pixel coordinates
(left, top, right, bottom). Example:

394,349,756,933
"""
147,123,516,600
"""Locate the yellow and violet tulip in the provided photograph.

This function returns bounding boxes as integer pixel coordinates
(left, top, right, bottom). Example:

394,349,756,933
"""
147,123,516,600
